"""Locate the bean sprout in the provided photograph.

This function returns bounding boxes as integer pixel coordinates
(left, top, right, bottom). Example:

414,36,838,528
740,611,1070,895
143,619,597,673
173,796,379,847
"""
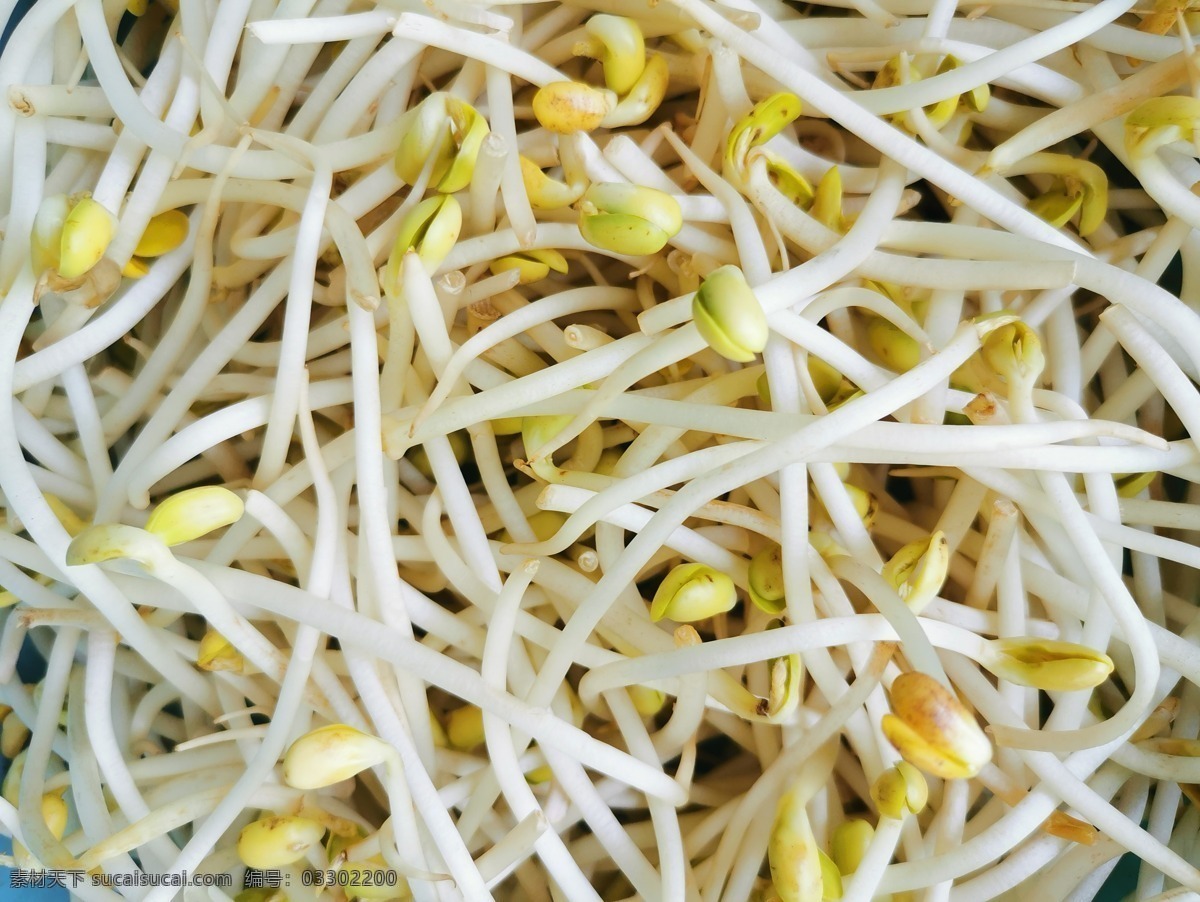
2,0,1200,900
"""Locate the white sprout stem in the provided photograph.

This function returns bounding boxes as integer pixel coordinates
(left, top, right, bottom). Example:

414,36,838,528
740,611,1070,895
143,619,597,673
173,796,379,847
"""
403,266,501,601
180,553,688,802
149,376,348,891
0,256,221,715
59,363,112,494
988,51,1191,170
1101,304,1200,444
852,0,1131,116
0,0,75,213
102,61,200,271
65,671,151,900
659,127,772,284
769,315,889,778
136,539,322,705
73,0,299,180
829,556,950,685
75,785,238,873
17,626,77,869
474,812,548,886
666,0,1083,253
529,320,990,709
90,44,182,215
247,11,396,44
965,499,1019,608
415,286,636,432
143,620,321,901
507,443,758,559
983,396,1160,751
101,141,247,440
256,161,332,488
392,15,561,86
347,299,439,758
92,264,293,517
398,332,654,448
579,612,984,701
701,646,890,901
13,235,196,394
946,656,1200,890
605,688,687,900
1140,683,1200,896
469,133,508,237
7,0,1200,897
486,63,537,247
83,630,178,872
844,816,905,902
536,484,748,582
480,564,600,900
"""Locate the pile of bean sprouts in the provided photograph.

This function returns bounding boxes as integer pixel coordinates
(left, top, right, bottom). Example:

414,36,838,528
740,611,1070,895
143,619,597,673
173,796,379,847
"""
5,0,1200,899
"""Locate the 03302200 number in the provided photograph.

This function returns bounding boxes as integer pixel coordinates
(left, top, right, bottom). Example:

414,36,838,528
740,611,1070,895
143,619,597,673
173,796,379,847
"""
302,868,399,888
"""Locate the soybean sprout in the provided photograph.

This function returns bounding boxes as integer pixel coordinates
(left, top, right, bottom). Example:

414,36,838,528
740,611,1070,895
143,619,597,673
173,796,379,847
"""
1,0,1200,900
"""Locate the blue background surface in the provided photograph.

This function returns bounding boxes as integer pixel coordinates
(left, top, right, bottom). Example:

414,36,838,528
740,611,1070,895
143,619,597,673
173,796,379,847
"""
2,5,93,898
0,629,69,900
1,0,36,55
